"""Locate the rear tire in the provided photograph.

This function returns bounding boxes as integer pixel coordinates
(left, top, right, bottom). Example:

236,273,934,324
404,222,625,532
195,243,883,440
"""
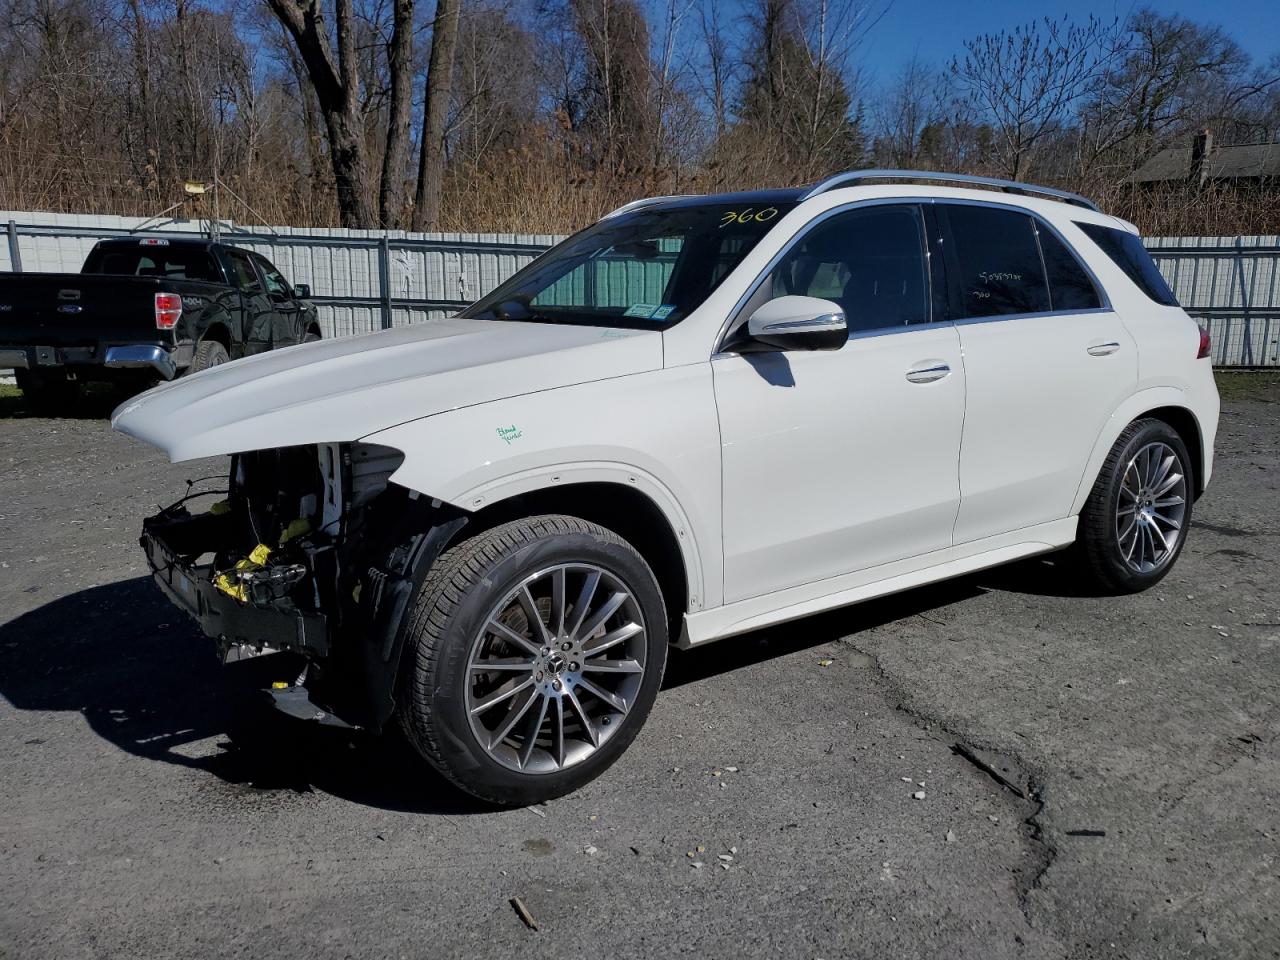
1075,418,1193,593
188,339,229,374
398,515,668,805
16,369,79,414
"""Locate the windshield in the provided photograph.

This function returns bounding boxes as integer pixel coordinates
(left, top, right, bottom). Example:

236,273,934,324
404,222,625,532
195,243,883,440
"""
461,201,798,330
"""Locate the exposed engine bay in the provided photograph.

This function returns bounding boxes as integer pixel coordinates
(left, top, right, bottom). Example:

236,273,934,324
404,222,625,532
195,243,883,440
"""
141,442,466,729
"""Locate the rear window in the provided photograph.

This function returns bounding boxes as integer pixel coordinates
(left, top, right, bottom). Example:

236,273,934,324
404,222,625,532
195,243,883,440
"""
1037,227,1102,311
84,245,222,283
1076,223,1178,306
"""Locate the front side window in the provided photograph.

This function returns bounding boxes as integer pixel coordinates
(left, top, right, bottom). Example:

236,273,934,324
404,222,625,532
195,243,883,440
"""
462,201,798,330
227,252,262,292
254,256,292,298
1076,222,1179,306
939,205,1050,318
763,204,930,333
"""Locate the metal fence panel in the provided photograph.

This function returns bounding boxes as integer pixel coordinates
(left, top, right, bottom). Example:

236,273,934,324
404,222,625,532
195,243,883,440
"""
3,210,1279,366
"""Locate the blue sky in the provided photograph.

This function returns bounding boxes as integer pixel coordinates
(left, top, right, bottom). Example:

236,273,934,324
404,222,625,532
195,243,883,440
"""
858,0,1280,85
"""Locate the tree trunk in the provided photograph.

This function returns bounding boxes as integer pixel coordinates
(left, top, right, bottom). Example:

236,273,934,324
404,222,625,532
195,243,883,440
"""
378,0,415,227
267,0,375,228
412,0,462,232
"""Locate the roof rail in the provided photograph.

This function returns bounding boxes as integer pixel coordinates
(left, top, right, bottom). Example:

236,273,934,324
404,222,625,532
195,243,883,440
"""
803,169,1100,212
603,194,701,219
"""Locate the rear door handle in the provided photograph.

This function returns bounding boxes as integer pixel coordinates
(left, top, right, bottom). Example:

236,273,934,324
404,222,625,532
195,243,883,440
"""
905,362,951,384
1087,341,1121,357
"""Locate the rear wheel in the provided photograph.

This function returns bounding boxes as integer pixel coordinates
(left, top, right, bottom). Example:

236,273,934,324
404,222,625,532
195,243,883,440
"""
398,515,667,805
16,369,79,414
1076,418,1193,593
188,339,229,374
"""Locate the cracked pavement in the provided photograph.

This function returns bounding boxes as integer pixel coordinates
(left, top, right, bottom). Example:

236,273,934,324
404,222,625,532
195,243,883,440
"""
1,375,1277,959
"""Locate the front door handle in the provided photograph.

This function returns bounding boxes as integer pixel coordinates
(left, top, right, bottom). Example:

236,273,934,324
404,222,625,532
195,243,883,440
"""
1087,341,1121,357
905,362,951,384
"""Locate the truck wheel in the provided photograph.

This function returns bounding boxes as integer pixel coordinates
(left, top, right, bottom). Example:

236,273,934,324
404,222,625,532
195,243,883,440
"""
188,339,229,374
303,330,322,343
398,515,668,805
1075,418,1193,593
16,369,79,414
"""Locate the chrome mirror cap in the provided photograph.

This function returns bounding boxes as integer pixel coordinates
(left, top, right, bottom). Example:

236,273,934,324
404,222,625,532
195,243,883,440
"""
746,295,848,351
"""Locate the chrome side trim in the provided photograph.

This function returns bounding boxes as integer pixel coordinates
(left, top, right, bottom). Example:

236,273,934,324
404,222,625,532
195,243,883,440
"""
803,169,1100,211
104,344,178,379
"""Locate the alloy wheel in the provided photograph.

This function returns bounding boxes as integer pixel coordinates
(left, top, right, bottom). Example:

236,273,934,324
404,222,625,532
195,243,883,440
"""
1116,441,1187,573
464,563,648,774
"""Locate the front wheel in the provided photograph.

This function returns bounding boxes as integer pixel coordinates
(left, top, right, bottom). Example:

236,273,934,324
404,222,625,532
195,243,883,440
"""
398,515,668,805
1075,418,1193,593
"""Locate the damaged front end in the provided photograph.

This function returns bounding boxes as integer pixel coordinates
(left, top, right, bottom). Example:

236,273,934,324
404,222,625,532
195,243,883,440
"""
141,442,466,730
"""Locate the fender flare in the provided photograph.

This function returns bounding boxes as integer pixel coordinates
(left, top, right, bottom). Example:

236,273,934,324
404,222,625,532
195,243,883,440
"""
1069,386,1205,514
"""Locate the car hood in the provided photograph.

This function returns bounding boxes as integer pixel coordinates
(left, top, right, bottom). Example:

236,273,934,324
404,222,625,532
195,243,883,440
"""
111,318,664,461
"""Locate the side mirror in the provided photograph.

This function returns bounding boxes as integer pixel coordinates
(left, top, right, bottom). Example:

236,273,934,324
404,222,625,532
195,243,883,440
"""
746,295,847,351
294,283,311,299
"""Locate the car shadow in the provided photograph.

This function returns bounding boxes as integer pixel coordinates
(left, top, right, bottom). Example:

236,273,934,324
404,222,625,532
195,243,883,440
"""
1,555,1083,814
0,576,486,815
0,381,137,420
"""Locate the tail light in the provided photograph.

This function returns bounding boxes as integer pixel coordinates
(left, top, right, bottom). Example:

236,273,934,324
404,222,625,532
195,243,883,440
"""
155,293,182,330
1196,326,1211,360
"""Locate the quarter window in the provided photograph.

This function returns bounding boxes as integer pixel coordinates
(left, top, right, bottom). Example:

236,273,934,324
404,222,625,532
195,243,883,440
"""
765,204,930,333
1076,222,1179,306
939,205,1050,318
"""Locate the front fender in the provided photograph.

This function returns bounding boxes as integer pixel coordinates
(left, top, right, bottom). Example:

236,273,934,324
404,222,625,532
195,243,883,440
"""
361,365,723,609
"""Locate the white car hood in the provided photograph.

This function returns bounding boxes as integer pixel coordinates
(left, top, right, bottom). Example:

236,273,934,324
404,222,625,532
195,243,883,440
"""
111,318,664,461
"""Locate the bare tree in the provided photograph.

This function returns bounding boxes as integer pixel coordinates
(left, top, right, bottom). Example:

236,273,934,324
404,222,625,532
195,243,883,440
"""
266,0,375,227
378,0,415,226
951,15,1112,180
411,0,461,230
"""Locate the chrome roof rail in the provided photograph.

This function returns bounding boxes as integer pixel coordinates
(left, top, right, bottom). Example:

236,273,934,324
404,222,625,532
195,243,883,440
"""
802,169,1100,212
602,194,701,219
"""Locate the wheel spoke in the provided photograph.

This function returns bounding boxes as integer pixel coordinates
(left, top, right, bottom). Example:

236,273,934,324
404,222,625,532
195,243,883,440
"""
551,696,566,768
550,567,567,637
489,687,540,748
1149,521,1171,553
1153,495,1184,509
583,622,643,657
581,658,643,675
469,657,536,673
564,687,599,748
1124,522,1140,562
565,570,601,639
1118,516,1137,548
517,695,550,769
577,675,628,714
574,591,628,642
469,676,535,716
486,618,542,657
517,585,554,645
1152,471,1183,499
1152,511,1181,531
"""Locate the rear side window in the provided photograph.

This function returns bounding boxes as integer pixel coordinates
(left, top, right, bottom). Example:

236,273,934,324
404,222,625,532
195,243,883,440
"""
938,205,1050,318
1076,223,1178,306
1037,227,1102,310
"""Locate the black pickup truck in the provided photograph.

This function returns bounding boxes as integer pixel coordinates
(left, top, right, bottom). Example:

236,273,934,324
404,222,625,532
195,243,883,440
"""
0,237,321,410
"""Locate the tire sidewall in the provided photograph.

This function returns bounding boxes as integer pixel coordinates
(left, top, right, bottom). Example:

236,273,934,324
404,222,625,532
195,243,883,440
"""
417,528,668,804
1094,420,1194,589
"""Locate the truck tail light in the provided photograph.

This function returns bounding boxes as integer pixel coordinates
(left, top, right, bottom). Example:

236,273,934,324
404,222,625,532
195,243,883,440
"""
155,293,182,330
1196,326,1211,360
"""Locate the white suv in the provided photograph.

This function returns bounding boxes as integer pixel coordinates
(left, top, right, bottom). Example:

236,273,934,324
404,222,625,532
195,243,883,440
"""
114,171,1220,804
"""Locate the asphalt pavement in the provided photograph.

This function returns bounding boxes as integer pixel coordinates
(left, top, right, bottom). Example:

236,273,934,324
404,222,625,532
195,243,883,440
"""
1,376,1277,959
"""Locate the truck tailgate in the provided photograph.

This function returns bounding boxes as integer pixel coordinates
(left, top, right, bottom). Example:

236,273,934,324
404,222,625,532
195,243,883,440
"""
0,273,166,345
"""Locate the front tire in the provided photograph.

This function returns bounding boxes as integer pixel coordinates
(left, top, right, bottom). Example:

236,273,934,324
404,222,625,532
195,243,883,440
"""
398,515,668,805
1076,418,1193,593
